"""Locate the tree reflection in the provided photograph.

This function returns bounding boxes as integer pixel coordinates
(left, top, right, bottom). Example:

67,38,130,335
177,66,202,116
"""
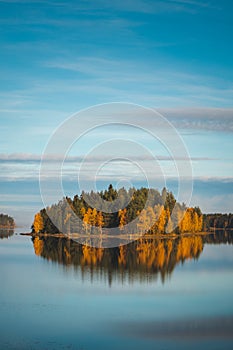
34,233,219,285
32,231,232,285
0,229,14,239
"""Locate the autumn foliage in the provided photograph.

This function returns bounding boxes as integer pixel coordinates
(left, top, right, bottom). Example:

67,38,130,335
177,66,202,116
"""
32,185,203,235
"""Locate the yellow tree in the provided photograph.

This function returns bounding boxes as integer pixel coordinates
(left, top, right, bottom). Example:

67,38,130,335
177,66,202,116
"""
157,205,166,234
33,212,44,233
90,208,98,226
180,209,191,233
96,211,104,234
83,208,92,234
80,207,86,218
146,206,156,234
118,208,127,230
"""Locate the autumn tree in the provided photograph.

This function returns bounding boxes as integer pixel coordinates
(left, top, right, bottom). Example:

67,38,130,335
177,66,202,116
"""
33,212,44,233
96,211,104,234
118,208,127,230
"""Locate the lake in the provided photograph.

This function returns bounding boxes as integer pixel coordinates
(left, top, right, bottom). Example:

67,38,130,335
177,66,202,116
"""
0,228,233,350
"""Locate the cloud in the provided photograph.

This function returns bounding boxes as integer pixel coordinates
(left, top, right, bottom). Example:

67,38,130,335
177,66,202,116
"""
40,56,233,108
0,0,215,14
0,152,218,163
159,107,233,132
0,152,226,184
191,193,233,214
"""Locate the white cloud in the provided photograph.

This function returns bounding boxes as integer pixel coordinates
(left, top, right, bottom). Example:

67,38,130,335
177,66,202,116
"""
158,107,233,132
191,193,233,214
0,152,218,162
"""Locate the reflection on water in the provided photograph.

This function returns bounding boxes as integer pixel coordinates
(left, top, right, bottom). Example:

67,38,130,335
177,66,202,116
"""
32,231,233,285
0,230,233,350
0,228,14,239
203,230,233,245
32,234,203,285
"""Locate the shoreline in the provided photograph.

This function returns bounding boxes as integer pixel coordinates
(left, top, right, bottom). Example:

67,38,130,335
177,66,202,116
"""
0,225,15,229
20,230,231,240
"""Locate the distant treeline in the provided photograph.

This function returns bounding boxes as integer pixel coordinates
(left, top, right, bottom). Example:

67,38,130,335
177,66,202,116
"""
0,213,15,228
32,185,203,235
203,213,233,230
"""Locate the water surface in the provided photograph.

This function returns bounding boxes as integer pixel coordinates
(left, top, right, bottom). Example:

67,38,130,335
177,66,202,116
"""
0,229,233,349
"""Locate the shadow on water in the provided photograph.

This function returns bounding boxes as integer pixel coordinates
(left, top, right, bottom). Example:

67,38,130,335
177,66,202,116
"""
0,228,14,239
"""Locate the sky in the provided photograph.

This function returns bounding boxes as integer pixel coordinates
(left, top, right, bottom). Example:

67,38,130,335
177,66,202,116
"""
0,0,232,225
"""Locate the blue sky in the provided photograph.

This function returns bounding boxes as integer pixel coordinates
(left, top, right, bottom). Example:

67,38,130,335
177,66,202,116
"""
0,0,233,225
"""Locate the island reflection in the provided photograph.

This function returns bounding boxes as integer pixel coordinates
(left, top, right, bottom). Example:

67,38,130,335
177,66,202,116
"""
32,231,233,285
0,229,14,239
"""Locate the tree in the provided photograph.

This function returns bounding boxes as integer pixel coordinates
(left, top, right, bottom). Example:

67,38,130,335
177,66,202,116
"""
118,208,127,230
96,211,104,234
83,208,92,234
0,214,15,227
33,212,44,233
157,205,166,234
161,187,167,205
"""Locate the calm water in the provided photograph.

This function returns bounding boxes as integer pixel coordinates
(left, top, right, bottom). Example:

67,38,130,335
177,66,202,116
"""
0,229,233,350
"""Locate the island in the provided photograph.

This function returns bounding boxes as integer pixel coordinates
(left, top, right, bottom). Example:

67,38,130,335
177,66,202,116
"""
0,213,15,229
31,185,232,242
0,213,15,239
29,184,233,283
31,185,200,235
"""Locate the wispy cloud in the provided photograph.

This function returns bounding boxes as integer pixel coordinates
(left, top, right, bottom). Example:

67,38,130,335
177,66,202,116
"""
0,153,218,163
41,56,233,108
0,0,215,14
191,193,233,214
0,152,226,184
159,107,233,132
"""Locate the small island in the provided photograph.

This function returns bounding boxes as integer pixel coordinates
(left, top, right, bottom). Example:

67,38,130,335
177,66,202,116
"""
0,213,15,229
31,185,201,236
30,185,232,246
0,213,15,239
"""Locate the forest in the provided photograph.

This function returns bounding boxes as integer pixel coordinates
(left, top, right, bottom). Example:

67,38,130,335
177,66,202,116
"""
203,213,233,230
32,185,203,236
0,213,15,228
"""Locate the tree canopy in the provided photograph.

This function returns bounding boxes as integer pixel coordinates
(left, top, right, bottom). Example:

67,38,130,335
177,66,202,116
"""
32,185,204,235
0,213,15,228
